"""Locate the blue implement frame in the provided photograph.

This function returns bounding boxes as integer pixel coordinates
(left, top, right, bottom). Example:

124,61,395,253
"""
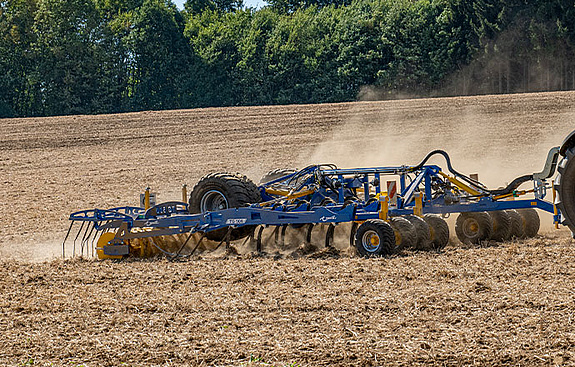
66,160,562,249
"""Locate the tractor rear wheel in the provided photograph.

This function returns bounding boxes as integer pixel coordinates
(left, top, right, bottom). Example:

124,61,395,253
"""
189,172,261,241
556,147,575,235
455,212,493,245
354,219,395,257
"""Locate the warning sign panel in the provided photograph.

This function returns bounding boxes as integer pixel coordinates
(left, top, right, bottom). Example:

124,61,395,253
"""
387,181,397,207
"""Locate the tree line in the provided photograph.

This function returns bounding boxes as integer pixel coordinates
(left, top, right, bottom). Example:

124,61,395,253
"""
1,0,574,118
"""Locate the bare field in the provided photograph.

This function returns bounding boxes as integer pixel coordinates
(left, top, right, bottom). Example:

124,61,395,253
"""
1,236,575,366
2,91,575,365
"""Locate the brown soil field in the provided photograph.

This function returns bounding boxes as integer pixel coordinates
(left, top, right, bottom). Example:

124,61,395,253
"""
2,91,575,365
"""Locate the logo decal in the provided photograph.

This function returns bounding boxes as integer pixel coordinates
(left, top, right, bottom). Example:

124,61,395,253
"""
320,215,336,222
226,218,247,225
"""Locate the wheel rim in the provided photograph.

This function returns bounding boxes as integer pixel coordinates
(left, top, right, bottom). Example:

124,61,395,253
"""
462,218,480,238
362,230,381,253
200,190,229,212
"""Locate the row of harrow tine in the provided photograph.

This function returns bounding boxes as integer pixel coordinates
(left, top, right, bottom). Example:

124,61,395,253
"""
62,220,111,258
60,221,338,260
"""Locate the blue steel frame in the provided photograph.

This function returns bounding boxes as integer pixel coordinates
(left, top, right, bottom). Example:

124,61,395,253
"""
68,163,561,240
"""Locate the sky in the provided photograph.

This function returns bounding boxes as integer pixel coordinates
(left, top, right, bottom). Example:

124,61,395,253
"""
173,0,266,10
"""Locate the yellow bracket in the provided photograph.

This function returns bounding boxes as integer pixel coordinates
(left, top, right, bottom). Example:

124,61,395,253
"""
96,232,123,260
414,192,423,217
182,184,188,203
552,180,559,229
374,192,388,200
379,195,389,221
438,171,481,196
144,187,151,210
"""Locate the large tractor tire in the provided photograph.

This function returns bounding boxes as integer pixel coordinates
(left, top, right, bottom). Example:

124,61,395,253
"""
189,172,261,241
517,208,540,238
455,212,493,245
354,219,395,257
404,214,432,250
556,147,575,235
259,169,296,184
423,214,449,250
389,217,417,251
488,210,512,242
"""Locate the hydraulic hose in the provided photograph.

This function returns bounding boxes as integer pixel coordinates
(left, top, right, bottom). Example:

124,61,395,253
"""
412,150,533,196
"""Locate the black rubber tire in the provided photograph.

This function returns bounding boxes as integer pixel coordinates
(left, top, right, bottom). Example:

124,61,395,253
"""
455,212,493,245
488,210,512,242
517,208,540,238
389,217,417,251
189,172,261,241
241,175,262,204
556,147,575,234
350,222,359,248
259,169,296,184
423,214,449,250
506,209,525,239
354,219,395,257
404,215,432,250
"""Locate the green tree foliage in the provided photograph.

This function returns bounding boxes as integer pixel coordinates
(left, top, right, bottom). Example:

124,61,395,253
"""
2,0,575,118
264,6,340,103
33,0,105,115
333,1,390,98
184,0,242,15
0,0,39,117
126,0,194,110
267,0,350,15
185,9,252,105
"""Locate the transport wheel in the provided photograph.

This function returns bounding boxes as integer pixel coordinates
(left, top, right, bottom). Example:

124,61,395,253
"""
556,147,575,235
404,215,432,250
241,175,261,204
189,172,261,241
488,210,512,242
259,168,296,184
354,219,395,257
505,209,525,239
517,208,540,238
455,212,493,245
389,217,417,251
423,214,449,250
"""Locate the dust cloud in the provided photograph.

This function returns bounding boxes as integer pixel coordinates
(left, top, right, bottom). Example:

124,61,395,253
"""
302,97,574,188
301,94,575,230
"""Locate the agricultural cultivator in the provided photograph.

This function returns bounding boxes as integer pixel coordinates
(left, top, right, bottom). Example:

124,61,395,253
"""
64,130,575,259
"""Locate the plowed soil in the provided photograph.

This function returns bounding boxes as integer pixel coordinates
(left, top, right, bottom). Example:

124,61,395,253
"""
2,91,575,366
